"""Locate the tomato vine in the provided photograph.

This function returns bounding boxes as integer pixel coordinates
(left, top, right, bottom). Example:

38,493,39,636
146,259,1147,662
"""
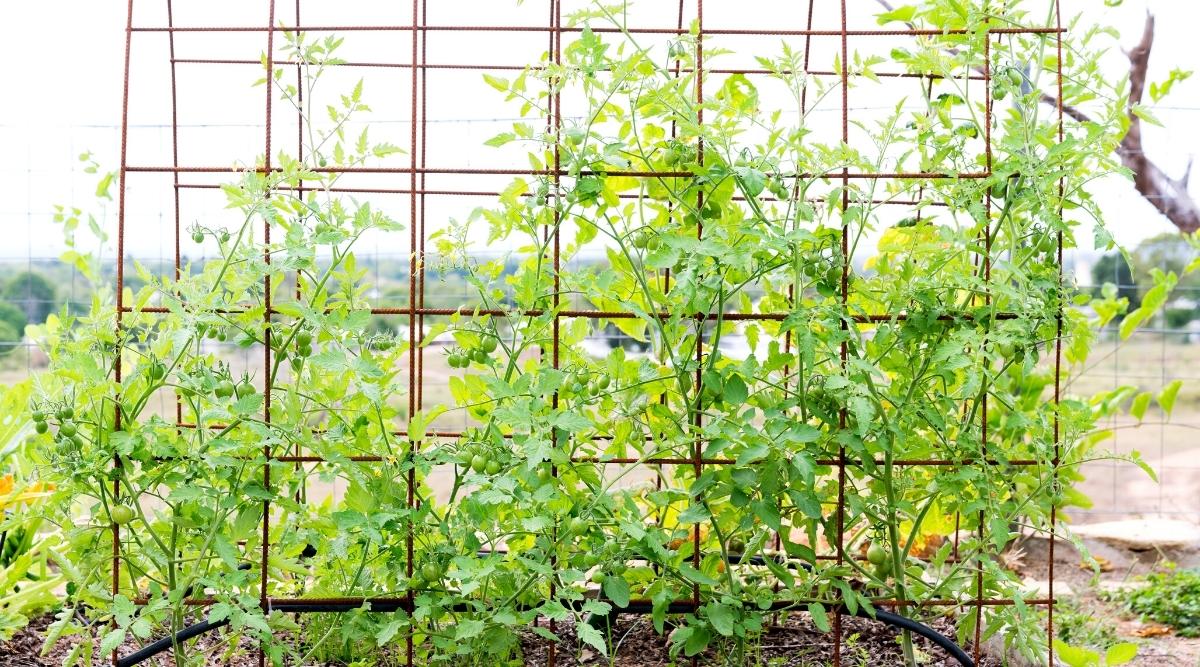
27,2,1178,666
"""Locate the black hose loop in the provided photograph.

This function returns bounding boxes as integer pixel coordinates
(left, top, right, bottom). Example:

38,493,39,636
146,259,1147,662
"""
115,617,230,667
117,600,973,667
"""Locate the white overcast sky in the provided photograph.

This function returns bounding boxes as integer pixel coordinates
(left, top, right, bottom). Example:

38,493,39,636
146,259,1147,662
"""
0,1,1197,271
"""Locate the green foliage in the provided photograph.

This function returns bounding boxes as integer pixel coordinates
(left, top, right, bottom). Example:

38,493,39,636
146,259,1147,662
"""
1119,567,1200,637
1149,68,1193,104
2,270,57,325
1052,639,1137,667
0,302,27,336
0,382,65,639
1130,234,1200,295
25,2,1160,666
1052,597,1121,652
0,297,28,358
0,322,19,358
1089,253,1138,310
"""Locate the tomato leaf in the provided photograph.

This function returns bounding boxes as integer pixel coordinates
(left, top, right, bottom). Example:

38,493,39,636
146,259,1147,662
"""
808,602,830,632
576,623,609,657
603,575,630,608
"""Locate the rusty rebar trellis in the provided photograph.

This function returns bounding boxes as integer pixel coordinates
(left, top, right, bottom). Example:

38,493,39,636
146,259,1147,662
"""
111,1,1068,665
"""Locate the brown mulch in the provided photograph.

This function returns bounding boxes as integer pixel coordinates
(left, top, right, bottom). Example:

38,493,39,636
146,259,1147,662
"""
2,611,994,666
518,612,996,667
0,614,259,667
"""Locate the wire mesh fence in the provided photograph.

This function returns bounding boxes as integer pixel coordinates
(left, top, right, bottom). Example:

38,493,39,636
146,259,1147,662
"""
5,1,1199,665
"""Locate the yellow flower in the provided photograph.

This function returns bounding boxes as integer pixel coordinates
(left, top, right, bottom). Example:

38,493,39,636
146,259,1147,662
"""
0,475,56,510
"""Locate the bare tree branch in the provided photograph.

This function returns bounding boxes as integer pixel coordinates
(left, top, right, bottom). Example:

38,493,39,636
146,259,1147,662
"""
871,1,1199,234
1117,14,1200,233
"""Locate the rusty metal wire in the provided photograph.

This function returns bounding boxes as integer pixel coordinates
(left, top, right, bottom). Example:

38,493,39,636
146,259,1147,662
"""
111,1,1066,665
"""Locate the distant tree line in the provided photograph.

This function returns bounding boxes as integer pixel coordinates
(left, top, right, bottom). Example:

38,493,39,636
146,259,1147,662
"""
1091,233,1200,330
0,270,58,356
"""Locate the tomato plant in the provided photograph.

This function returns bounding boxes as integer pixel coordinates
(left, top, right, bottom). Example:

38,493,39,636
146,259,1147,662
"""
25,2,1179,666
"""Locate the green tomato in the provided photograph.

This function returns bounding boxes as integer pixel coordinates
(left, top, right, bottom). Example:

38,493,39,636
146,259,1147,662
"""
35,421,48,434
866,543,888,566
484,460,502,475
149,363,166,381
646,235,661,251
872,560,892,581
31,409,45,422
479,336,498,353
235,382,255,399
192,231,205,244
446,353,462,368
631,231,648,249
471,348,489,364
590,571,606,584
1007,68,1023,87
470,454,488,474
297,343,312,357
954,122,978,139
568,517,588,535
565,127,586,146
1035,234,1058,255
219,231,231,244
59,422,77,437
57,407,74,420
296,330,313,347
290,357,304,373
678,373,693,395
215,381,235,399
420,563,442,582
110,504,136,525
595,376,611,390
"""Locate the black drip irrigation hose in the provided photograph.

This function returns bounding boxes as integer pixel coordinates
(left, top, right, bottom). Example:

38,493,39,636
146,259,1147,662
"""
117,598,973,667
116,617,230,667
117,549,972,667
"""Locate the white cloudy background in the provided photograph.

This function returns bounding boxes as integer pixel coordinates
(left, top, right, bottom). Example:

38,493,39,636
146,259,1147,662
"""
0,0,1196,268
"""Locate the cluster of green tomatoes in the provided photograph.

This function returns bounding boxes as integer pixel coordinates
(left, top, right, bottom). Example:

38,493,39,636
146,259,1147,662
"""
189,225,232,246
284,327,315,372
169,358,256,404
31,401,84,453
459,440,504,476
628,227,661,252
444,334,498,369
564,368,610,398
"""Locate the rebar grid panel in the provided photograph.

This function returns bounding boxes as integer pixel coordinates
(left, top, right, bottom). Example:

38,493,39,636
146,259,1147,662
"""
111,1,1068,665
